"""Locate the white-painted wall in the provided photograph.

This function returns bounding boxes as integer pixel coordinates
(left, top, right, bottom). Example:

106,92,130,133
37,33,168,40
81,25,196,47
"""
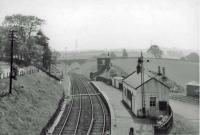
123,79,169,117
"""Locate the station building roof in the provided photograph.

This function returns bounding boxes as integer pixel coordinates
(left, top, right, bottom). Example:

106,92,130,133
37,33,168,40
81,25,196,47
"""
123,71,169,89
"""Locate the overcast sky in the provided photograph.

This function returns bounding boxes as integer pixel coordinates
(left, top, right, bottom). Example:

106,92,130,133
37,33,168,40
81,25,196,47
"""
0,0,199,51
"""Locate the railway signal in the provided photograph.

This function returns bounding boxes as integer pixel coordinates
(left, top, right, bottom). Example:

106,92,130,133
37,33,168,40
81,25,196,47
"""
137,52,150,116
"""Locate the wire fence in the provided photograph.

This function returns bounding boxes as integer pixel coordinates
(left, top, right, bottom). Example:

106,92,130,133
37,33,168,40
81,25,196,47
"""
0,67,39,80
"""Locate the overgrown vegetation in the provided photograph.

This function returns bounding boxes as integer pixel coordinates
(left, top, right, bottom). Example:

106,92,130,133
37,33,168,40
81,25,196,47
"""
0,71,65,135
0,14,59,69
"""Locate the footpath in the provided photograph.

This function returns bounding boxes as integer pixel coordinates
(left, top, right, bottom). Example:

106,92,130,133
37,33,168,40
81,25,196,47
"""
92,81,154,135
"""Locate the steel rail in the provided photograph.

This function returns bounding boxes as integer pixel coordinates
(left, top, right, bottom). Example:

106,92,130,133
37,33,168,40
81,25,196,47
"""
57,77,75,135
58,76,82,135
82,78,106,135
55,74,108,135
78,78,94,135
73,93,82,135
79,78,94,135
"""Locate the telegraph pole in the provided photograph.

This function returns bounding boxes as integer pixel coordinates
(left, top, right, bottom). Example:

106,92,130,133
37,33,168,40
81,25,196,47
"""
9,30,16,94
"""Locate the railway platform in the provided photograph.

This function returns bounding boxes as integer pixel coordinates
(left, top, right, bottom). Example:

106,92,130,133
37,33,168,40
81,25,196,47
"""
92,81,154,135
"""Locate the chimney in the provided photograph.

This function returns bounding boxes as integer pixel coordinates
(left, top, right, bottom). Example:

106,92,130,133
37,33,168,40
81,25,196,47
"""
137,64,141,74
162,67,166,79
157,66,162,75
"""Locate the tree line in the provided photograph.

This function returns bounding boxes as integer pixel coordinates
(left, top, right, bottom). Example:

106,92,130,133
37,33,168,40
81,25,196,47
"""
0,14,60,71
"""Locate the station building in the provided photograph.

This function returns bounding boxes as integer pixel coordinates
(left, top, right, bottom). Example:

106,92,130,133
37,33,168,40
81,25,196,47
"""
90,54,111,80
122,68,170,118
97,56,111,72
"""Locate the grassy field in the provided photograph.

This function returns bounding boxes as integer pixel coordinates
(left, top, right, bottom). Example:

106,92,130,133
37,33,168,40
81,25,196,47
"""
67,57,199,89
112,58,199,88
0,71,65,135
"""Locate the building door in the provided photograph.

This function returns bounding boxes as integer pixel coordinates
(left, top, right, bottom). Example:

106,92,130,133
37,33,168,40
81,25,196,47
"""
149,97,157,117
159,101,167,111
132,95,135,113
119,83,123,90
127,89,132,109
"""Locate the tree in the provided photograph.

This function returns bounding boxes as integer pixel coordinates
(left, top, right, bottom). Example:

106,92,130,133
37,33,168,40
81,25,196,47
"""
185,52,199,62
51,50,61,65
110,51,117,58
3,14,44,43
0,26,9,57
147,45,163,58
43,46,51,71
35,30,51,68
122,49,128,57
2,14,45,64
35,30,49,47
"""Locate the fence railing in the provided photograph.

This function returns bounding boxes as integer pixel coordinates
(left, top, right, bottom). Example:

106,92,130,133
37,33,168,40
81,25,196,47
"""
154,105,173,134
34,64,63,81
0,68,39,79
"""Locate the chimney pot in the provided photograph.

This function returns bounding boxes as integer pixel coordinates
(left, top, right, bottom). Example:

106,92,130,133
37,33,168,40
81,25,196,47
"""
157,66,161,75
162,67,166,77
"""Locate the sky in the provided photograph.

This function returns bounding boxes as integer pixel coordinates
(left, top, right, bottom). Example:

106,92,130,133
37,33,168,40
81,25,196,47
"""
0,0,199,51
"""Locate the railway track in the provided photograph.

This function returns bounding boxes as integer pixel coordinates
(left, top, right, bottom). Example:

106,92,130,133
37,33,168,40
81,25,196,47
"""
52,73,110,135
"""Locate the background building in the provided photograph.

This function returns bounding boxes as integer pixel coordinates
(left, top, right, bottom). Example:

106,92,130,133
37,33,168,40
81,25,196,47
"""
186,81,200,97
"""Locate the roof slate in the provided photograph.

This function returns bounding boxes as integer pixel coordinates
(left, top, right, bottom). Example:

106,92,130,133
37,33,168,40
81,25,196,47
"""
123,71,169,89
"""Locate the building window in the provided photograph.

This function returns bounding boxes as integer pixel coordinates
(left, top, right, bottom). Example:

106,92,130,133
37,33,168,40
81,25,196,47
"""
150,97,156,107
127,89,132,101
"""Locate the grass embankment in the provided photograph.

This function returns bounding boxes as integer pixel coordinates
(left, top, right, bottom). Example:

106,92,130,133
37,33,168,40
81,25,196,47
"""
0,71,64,135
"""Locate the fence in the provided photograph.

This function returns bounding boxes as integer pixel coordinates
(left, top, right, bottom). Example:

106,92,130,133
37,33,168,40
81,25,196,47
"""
154,105,173,134
0,68,39,79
